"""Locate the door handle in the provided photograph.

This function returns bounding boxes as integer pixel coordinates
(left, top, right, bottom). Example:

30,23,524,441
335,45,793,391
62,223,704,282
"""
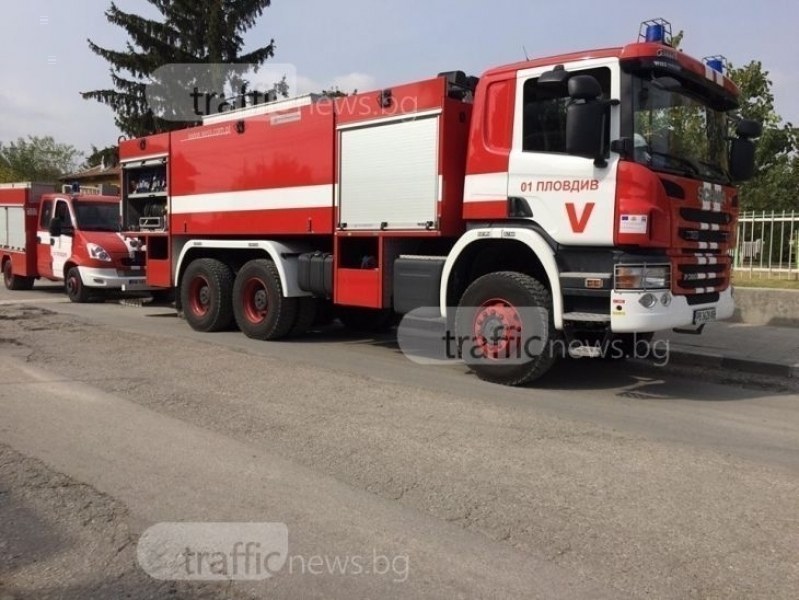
50,239,56,246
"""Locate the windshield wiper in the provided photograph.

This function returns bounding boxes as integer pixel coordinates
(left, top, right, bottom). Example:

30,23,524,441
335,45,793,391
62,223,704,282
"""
648,151,701,178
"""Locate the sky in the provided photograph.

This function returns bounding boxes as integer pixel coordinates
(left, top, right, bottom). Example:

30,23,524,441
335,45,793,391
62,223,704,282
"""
1,0,797,157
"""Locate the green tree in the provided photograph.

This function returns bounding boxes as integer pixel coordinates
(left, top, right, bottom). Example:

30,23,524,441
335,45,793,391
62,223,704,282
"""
0,160,19,183
0,136,82,182
83,144,120,169
727,61,798,211
82,0,276,138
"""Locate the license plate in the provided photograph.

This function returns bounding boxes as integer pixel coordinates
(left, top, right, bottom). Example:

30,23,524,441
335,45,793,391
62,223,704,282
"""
693,308,716,325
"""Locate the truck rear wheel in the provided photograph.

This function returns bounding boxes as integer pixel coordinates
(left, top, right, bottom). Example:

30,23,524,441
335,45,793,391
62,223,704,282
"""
181,258,234,332
65,267,92,303
3,261,34,291
455,272,558,386
232,259,298,340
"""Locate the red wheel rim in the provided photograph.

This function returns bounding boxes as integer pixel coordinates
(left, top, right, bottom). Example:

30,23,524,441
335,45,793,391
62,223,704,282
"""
472,298,523,360
241,277,268,324
188,275,211,317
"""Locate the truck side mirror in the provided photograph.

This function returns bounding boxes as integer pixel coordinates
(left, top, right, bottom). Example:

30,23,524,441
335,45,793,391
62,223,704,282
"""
49,218,62,237
568,75,602,101
729,138,756,182
736,119,762,139
729,118,761,182
565,75,606,165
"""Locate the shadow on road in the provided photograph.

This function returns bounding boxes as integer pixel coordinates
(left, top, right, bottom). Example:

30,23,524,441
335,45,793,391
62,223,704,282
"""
281,324,794,403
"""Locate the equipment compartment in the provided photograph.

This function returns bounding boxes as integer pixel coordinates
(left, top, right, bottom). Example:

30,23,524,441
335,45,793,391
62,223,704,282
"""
122,158,168,231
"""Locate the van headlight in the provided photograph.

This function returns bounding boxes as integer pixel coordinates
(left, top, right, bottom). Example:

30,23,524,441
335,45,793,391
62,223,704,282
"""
615,265,671,290
87,243,112,262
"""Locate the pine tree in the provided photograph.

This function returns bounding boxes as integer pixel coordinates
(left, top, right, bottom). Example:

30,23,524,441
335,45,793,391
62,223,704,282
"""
82,0,275,138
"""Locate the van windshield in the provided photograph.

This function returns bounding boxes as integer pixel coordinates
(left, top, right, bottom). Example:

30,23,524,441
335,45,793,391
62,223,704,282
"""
73,201,121,232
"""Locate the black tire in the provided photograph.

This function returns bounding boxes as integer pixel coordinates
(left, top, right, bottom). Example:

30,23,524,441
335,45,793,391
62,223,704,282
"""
290,297,318,336
455,272,559,386
65,266,92,303
338,307,394,333
232,259,298,340
180,258,234,332
3,261,34,291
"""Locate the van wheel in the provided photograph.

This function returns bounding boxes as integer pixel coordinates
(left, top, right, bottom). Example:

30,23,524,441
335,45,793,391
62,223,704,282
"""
455,272,558,386
3,261,34,291
65,267,91,303
233,259,298,340
181,258,234,332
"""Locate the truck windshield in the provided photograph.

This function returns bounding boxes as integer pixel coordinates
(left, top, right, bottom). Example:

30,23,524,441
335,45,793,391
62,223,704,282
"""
73,202,121,232
632,76,731,184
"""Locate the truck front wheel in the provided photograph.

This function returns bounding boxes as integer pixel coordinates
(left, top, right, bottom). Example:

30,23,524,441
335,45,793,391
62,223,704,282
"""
455,272,559,386
65,267,91,303
232,259,298,340
3,261,34,291
181,258,234,332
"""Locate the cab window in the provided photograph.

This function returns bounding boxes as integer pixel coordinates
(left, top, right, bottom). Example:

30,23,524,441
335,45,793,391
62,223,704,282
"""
54,200,72,227
522,67,611,154
39,200,53,228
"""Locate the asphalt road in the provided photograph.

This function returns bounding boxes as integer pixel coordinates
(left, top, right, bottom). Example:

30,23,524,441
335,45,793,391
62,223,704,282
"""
0,283,797,599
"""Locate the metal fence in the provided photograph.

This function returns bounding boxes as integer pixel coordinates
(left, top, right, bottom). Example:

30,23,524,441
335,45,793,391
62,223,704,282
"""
734,210,799,280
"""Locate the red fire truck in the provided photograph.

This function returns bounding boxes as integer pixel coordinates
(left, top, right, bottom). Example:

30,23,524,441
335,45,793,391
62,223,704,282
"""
0,183,147,301
118,21,759,385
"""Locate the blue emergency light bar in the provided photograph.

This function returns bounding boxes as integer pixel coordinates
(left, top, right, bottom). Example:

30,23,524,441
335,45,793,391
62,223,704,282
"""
703,55,727,74
639,18,673,46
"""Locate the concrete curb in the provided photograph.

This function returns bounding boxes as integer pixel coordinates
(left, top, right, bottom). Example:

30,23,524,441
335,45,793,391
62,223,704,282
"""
665,349,798,379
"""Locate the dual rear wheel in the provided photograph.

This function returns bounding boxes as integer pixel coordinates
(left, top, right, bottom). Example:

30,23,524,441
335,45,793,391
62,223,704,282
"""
180,258,316,339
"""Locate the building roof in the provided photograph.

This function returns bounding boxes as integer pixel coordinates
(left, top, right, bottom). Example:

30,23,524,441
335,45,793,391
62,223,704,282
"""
61,163,120,182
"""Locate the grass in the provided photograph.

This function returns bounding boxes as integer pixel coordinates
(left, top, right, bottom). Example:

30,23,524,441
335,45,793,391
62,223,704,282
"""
732,274,799,290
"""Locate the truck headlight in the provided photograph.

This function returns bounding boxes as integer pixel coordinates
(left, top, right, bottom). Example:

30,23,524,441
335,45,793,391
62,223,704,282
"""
615,265,671,290
87,243,112,262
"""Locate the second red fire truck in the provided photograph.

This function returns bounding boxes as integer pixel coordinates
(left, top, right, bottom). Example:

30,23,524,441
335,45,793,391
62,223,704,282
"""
114,22,760,384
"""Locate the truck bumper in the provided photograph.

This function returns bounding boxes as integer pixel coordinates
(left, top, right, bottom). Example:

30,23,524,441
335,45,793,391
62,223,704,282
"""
610,287,734,333
77,267,150,291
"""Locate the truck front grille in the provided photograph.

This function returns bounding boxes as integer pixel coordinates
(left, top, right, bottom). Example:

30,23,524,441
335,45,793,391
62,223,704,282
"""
671,191,736,296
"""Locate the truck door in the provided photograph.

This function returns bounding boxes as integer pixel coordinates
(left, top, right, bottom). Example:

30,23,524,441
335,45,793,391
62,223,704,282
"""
48,199,74,280
507,60,620,246
36,199,54,278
